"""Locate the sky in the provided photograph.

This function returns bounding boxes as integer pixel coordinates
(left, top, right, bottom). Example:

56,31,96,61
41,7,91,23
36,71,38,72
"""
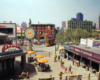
0,0,100,27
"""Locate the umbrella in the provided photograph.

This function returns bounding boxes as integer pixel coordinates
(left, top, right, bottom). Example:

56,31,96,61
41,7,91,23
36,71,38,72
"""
38,59,48,63
35,55,44,58
27,50,35,57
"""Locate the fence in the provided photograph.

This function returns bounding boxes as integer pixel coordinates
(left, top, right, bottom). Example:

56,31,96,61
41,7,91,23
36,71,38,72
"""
10,72,100,80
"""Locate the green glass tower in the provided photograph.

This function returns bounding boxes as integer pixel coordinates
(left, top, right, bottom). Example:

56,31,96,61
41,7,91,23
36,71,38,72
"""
68,20,93,34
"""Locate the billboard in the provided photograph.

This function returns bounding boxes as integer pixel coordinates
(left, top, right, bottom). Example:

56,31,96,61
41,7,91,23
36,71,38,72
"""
93,40,100,48
87,39,93,47
80,38,87,45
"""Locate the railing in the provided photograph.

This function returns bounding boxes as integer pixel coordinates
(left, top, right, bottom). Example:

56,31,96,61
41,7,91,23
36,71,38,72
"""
10,72,100,80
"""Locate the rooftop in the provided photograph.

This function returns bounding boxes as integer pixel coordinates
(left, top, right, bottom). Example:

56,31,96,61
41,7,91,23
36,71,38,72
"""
71,44,100,54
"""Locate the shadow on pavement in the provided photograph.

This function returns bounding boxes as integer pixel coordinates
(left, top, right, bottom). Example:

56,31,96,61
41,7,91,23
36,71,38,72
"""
2,61,37,80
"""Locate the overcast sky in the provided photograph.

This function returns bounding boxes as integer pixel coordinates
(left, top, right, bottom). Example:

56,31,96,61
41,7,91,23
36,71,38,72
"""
0,0,100,27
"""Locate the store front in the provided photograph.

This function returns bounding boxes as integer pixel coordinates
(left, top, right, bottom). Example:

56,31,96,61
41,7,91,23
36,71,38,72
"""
70,44,100,73
0,23,17,45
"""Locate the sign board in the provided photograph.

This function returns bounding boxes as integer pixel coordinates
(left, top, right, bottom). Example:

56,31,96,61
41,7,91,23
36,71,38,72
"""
0,25,5,27
70,46,100,63
80,38,87,45
87,39,93,47
24,27,36,40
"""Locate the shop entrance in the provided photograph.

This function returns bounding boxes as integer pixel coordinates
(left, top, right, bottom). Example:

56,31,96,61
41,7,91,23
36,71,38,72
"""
92,61,99,72
68,52,73,61
82,57,90,68
75,54,81,66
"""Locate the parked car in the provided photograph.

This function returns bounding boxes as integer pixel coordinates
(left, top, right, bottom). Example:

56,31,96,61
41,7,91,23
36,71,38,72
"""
33,42,42,45
39,41,44,43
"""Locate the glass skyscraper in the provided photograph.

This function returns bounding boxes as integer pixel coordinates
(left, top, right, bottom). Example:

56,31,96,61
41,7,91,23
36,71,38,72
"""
77,13,83,21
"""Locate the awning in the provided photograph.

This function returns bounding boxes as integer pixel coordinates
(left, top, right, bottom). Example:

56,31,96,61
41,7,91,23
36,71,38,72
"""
0,33,8,36
17,34,24,36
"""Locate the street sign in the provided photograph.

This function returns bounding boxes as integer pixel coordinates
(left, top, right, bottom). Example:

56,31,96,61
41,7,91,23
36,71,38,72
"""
24,27,36,40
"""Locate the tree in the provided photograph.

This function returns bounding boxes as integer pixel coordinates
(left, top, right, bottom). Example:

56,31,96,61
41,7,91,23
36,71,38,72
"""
92,32,99,40
74,28,82,42
81,30,89,38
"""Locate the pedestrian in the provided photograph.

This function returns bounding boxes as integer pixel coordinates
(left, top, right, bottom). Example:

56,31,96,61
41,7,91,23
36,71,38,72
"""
18,75,22,79
62,61,64,69
54,54,56,62
45,53,47,57
69,72,73,79
58,55,60,61
60,59,62,67
68,65,72,73
50,75,52,80
21,70,26,79
64,67,67,73
26,72,29,79
58,71,64,80
73,58,74,65
49,51,50,57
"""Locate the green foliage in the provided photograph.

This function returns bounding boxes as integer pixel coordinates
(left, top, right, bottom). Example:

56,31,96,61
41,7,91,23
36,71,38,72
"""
81,30,89,38
92,32,99,40
56,28,90,44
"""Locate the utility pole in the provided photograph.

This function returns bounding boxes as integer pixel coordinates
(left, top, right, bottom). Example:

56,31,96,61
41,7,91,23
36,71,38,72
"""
29,19,32,51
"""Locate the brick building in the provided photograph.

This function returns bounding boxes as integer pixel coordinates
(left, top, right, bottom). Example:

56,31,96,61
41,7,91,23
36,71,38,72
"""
31,24,55,39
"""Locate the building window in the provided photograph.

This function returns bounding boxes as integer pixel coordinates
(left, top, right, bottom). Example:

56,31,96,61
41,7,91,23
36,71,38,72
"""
51,31,53,35
50,26,53,29
43,26,45,30
40,31,42,35
36,31,38,35
40,26,42,29
36,26,38,29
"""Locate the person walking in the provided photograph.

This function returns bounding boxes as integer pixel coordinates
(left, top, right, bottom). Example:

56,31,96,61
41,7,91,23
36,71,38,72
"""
18,75,22,79
62,61,64,69
58,71,64,80
54,54,56,62
50,75,52,80
26,72,29,79
60,59,62,67
64,67,67,73
45,53,47,57
68,65,72,73
69,72,73,80
58,55,60,61
73,58,74,65
49,51,50,57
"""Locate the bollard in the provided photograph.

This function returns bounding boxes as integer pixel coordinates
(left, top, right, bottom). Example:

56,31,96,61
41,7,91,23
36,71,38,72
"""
77,75,79,80
52,77,54,80
88,73,90,80
38,78,41,80
65,76,67,80
97,72,100,80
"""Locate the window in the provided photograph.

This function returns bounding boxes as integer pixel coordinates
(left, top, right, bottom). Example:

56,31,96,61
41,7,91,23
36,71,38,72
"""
36,31,38,35
50,26,53,29
36,26,38,29
51,31,53,35
43,26,45,29
40,26,42,29
40,31,42,35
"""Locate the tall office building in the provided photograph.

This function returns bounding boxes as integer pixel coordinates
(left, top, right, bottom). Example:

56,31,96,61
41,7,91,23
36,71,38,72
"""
21,22,27,30
77,13,83,21
93,23,96,29
68,20,93,34
97,14,100,29
71,18,77,20
62,21,66,29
